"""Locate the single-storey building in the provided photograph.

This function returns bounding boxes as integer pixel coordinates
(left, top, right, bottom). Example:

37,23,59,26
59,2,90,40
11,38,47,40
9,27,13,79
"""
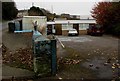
47,19,96,35
15,16,96,36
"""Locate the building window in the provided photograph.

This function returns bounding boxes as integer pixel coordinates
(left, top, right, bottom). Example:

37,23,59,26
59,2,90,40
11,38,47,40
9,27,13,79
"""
68,23,73,30
62,24,68,30
79,23,89,30
79,24,83,29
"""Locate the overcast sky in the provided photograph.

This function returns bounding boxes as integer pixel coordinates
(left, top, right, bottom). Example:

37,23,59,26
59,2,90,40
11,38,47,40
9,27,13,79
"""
14,0,109,15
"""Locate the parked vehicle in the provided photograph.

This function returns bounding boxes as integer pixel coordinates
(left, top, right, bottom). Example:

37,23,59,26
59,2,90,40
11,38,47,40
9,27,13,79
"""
68,29,78,36
87,24,104,36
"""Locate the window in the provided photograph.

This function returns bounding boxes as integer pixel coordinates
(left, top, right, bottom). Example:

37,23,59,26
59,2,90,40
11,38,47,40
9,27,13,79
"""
62,24,68,30
84,24,89,29
79,23,89,30
68,23,73,30
79,24,83,29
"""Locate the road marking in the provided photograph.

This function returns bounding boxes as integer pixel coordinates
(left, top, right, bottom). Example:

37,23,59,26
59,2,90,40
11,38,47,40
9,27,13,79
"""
55,36,65,48
58,37,92,42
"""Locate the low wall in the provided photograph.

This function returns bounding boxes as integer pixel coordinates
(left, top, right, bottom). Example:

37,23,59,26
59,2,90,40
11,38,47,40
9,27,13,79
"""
62,30,68,36
79,30,87,35
58,30,87,35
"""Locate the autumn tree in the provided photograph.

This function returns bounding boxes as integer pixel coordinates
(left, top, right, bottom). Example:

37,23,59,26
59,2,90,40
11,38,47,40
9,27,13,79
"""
91,2,112,25
110,2,120,35
91,2,120,35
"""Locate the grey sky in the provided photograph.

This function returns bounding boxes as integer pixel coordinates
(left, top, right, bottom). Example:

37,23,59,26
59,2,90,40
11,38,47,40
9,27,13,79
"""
14,0,105,15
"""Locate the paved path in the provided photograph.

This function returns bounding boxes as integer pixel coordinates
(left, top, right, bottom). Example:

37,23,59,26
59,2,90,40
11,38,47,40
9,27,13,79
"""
1,19,35,80
2,64,35,79
0,21,8,31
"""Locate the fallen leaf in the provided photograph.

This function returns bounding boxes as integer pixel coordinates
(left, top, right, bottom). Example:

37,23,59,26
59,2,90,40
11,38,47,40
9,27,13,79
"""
116,60,119,63
111,80,115,81
58,77,62,80
88,54,90,55
27,80,33,81
81,78,84,80
101,53,104,55
75,54,78,57
112,66,115,69
104,63,108,66
93,50,96,52
97,49,99,51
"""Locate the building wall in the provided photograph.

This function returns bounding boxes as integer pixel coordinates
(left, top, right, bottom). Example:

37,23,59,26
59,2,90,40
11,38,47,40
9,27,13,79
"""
62,30,87,35
48,23,90,35
62,30,68,36
22,16,47,30
47,19,96,35
79,30,87,35
62,29,88,35
79,23,89,30
17,10,28,17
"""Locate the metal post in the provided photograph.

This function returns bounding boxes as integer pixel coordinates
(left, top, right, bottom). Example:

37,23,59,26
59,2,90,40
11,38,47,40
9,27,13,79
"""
51,39,57,75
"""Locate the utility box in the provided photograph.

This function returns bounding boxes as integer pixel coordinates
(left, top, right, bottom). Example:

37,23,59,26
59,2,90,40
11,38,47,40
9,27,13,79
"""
32,31,57,77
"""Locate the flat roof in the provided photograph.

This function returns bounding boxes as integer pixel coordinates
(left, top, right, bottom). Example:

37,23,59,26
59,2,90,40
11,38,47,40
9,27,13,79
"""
47,22,55,24
23,16,46,18
47,20,96,24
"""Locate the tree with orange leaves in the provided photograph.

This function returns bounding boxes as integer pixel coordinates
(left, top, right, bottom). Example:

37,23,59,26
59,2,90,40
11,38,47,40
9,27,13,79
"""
91,2,112,25
91,2,120,35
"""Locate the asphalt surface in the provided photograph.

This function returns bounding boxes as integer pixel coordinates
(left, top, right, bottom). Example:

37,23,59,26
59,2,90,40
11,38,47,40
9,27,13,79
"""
56,35,119,79
57,35,118,57
1,21,9,31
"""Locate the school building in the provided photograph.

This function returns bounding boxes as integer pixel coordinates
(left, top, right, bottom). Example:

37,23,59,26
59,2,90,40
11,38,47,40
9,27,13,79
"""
47,19,96,35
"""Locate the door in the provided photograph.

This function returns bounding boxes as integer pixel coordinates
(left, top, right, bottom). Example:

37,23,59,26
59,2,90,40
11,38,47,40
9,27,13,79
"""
73,24,79,34
47,25,52,35
54,24,62,35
